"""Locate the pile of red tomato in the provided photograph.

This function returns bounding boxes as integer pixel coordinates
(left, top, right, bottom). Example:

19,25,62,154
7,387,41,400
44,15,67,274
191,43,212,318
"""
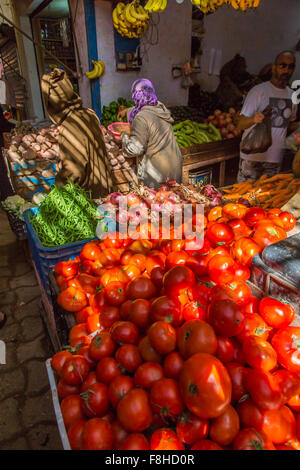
50,202,300,450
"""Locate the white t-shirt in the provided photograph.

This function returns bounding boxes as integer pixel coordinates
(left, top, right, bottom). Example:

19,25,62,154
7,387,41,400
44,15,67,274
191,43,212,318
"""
240,81,297,163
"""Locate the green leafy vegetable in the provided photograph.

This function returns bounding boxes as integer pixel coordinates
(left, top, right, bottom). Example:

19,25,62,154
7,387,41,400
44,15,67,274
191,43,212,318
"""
29,182,98,247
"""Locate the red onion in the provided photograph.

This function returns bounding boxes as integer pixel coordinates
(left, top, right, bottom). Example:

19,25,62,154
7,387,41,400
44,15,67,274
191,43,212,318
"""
109,192,123,205
126,193,141,207
238,198,252,207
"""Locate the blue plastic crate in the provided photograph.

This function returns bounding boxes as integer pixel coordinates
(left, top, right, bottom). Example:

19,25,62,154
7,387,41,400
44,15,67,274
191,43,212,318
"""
24,207,95,299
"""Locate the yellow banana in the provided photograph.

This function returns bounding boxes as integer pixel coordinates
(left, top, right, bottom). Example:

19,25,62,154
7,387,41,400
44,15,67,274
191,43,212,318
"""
131,2,149,21
159,0,168,11
85,60,100,80
112,7,119,26
116,2,125,16
144,0,156,12
96,60,105,77
124,3,137,24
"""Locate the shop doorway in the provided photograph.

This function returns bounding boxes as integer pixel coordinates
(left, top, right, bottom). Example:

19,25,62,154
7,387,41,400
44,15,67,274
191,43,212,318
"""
30,0,78,93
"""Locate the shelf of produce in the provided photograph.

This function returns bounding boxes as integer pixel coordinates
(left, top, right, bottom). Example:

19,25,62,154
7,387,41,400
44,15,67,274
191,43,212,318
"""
181,137,240,187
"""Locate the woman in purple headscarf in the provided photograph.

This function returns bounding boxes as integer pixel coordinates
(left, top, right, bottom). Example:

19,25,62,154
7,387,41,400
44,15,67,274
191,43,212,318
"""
121,78,182,189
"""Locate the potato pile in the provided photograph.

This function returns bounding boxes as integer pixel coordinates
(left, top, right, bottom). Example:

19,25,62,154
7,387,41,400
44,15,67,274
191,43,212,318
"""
205,108,241,140
6,125,60,164
100,125,131,172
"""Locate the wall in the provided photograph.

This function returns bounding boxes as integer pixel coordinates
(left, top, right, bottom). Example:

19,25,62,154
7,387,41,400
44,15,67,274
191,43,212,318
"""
94,0,192,107
198,0,300,92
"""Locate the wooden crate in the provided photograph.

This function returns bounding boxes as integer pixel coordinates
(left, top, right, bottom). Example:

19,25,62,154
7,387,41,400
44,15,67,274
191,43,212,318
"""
182,137,240,187
111,166,139,193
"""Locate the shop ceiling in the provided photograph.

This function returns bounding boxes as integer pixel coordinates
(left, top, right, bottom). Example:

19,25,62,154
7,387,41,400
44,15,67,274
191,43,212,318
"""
25,0,70,18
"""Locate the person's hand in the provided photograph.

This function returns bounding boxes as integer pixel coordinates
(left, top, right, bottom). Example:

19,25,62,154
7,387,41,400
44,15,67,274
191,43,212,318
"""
253,112,265,124
117,108,128,121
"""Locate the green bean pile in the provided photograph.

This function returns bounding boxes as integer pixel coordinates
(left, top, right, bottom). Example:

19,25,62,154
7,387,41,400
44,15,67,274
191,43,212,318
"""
29,182,98,247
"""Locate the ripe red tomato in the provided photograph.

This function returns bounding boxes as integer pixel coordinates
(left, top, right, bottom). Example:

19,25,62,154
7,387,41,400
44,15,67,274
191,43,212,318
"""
233,261,250,281
232,237,262,266
67,419,86,450
80,242,102,261
185,254,208,277
57,378,80,400
222,203,248,220
150,295,183,327
119,433,149,450
210,281,252,306
147,321,177,355
60,395,85,430
279,211,296,231
111,420,128,449
242,296,260,314
110,321,139,345
119,299,133,321
163,265,196,297
209,404,240,446
163,352,184,379
108,375,134,409
115,344,142,373
165,251,189,270
104,281,126,307
145,250,166,274
150,428,185,450
188,281,212,306
128,298,151,329
88,332,116,362
138,336,163,363
191,439,223,450
134,362,164,389
242,336,277,372
216,337,235,363
177,320,217,358
259,297,295,329
225,362,247,402
117,388,153,433
51,350,73,375
150,377,184,419
126,277,157,300
80,382,109,418
243,207,267,227
55,260,79,278
80,371,98,393
179,353,232,419
233,427,275,450
89,289,107,314
61,355,90,385
176,411,208,445
57,286,88,312
208,299,245,337
150,266,165,289
237,312,273,343
95,357,122,384
207,255,235,285
252,223,287,248
206,222,234,246
227,218,253,239
243,369,283,410
273,369,300,403
271,327,300,373
182,300,206,321
99,305,120,329
81,418,114,450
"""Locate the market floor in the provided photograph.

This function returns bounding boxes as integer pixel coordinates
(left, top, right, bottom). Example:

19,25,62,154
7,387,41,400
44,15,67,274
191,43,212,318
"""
0,208,63,450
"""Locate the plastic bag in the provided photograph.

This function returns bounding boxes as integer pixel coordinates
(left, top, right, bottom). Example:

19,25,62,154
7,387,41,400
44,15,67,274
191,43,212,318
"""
240,108,272,154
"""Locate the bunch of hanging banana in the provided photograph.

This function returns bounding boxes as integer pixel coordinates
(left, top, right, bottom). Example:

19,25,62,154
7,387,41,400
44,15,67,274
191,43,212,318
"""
144,0,168,13
85,60,105,80
191,0,261,13
112,1,149,39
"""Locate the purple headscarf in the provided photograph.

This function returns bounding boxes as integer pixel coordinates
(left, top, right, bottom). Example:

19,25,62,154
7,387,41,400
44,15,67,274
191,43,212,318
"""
128,78,158,123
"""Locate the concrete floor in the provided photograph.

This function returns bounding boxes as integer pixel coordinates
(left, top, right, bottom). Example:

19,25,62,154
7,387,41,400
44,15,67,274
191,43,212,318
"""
0,208,63,450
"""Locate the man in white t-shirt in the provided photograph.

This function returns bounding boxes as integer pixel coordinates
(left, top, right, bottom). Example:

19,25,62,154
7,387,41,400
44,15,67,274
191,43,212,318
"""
237,51,299,182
